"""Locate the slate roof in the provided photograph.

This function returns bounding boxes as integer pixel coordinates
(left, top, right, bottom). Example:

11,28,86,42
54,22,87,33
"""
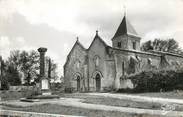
112,16,139,39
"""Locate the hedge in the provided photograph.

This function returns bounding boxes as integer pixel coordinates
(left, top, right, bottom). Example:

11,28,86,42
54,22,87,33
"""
120,70,183,93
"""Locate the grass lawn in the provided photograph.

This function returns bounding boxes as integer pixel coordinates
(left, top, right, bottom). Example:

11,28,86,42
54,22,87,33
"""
2,104,166,117
61,93,183,111
62,93,161,109
0,90,36,101
137,90,183,99
1,91,183,117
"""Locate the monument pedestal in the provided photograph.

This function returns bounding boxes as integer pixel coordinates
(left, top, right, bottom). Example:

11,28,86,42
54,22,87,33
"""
41,89,52,95
20,47,59,102
40,77,51,95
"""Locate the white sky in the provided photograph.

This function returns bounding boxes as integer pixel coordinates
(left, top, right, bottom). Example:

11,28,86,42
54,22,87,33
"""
0,0,183,76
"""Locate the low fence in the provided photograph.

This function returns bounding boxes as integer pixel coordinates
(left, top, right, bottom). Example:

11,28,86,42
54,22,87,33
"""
0,110,85,117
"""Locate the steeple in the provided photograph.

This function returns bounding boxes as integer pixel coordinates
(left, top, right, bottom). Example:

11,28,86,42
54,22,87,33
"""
112,14,141,50
112,16,139,39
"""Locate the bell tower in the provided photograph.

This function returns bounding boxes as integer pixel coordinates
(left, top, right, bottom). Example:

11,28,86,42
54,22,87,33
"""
112,15,141,50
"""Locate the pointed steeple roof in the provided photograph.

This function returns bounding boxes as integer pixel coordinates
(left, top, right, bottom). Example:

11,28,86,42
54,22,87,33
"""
112,16,139,39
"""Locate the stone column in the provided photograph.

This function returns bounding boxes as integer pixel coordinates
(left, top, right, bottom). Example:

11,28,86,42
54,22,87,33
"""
38,47,51,95
38,47,47,77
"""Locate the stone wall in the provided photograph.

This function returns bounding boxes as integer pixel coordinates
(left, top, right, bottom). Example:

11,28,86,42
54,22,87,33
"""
165,54,183,69
127,35,141,50
64,41,87,92
112,49,159,89
9,86,35,91
88,37,109,91
112,35,128,49
114,49,183,90
112,35,141,51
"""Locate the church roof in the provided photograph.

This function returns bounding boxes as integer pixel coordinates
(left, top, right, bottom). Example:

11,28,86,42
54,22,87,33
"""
63,38,86,69
88,30,108,50
75,37,86,50
112,16,139,39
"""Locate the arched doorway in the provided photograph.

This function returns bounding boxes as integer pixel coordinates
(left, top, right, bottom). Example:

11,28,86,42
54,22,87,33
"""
95,74,101,92
76,76,80,91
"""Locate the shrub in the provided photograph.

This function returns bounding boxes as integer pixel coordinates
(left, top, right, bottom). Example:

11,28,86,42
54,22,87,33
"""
125,70,183,93
1,79,9,90
51,82,64,91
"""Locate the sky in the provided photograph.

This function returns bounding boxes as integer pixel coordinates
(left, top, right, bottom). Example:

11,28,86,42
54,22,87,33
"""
0,0,183,76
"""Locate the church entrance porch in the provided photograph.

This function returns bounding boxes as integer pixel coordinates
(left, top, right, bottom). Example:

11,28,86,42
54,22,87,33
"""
92,71,103,92
73,72,82,92
95,74,101,92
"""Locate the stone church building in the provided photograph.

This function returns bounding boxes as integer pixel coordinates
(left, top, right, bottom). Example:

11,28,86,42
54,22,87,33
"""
64,15,183,92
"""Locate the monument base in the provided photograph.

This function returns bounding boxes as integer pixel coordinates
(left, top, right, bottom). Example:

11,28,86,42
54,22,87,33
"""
40,77,51,95
42,92,52,95
20,98,40,102
23,94,60,100
41,89,52,95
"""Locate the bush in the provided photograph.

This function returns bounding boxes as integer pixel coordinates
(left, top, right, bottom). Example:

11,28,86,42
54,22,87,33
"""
1,79,9,90
125,70,183,93
50,82,64,91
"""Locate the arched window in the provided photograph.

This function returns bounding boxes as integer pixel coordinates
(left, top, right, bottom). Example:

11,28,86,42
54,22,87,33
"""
94,56,100,67
75,60,80,69
96,57,99,66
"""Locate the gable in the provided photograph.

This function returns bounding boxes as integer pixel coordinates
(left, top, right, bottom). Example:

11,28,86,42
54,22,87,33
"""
88,36,108,51
64,41,86,69
88,37,108,59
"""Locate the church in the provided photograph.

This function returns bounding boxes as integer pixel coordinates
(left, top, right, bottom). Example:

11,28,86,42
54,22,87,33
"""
63,14,183,92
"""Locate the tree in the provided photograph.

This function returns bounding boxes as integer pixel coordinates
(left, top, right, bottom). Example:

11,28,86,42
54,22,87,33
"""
5,63,21,86
19,50,39,85
141,38,182,54
4,51,22,86
140,40,153,51
6,50,39,85
8,50,21,69
5,49,59,86
1,59,10,90
45,57,59,82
